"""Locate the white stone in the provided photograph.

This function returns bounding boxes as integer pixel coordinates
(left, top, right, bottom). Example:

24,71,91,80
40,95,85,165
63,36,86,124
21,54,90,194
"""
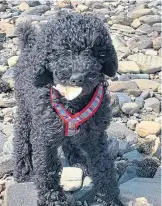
131,19,142,29
76,4,88,12
118,61,140,74
7,56,18,67
60,167,83,192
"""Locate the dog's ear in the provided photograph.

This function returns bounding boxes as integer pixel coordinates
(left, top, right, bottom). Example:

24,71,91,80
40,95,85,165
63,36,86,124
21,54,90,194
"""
101,41,118,77
16,21,53,87
15,21,37,50
92,31,118,77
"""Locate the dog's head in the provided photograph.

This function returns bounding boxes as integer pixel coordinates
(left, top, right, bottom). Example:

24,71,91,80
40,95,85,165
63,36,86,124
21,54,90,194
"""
16,11,118,100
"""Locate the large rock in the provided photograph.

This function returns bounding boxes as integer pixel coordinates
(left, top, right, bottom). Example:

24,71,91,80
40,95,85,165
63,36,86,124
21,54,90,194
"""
127,36,152,50
129,9,153,19
0,21,14,36
109,81,141,97
136,24,153,35
107,123,137,155
128,53,162,74
5,182,37,206
139,15,161,25
4,169,83,206
133,79,160,91
111,15,132,26
120,177,161,206
144,98,160,113
122,102,140,115
60,167,83,192
21,5,50,16
118,61,140,74
111,24,135,33
136,121,161,137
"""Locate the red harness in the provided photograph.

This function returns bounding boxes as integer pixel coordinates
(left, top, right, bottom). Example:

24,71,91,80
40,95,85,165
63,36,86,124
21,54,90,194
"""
50,84,104,136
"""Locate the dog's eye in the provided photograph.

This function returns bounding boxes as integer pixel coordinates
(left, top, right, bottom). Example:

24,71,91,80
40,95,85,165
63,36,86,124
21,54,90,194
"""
55,69,70,80
88,73,97,80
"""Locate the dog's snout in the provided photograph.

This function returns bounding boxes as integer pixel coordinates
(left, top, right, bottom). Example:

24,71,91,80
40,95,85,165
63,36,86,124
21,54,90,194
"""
70,73,84,85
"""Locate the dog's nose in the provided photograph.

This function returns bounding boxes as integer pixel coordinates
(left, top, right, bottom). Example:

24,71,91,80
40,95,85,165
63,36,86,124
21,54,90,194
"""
70,73,84,85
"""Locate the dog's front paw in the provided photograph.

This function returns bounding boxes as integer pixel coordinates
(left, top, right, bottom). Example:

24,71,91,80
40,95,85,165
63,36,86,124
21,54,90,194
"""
38,190,74,206
91,193,124,206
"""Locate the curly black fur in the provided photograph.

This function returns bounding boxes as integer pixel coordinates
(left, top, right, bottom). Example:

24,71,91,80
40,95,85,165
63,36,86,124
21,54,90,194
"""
13,11,123,206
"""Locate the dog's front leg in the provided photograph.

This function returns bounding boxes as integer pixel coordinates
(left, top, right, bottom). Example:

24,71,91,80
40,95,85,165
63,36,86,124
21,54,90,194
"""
31,106,69,206
32,143,67,206
81,132,123,206
14,99,32,183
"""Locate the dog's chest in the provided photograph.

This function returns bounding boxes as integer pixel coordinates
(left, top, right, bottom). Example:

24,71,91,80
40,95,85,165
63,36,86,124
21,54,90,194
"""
50,85,105,137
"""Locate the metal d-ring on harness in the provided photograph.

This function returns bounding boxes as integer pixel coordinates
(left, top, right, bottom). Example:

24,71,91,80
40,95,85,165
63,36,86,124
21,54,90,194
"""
50,83,104,136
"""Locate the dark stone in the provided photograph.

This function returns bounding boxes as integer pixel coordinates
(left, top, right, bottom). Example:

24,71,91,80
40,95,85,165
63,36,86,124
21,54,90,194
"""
135,157,160,178
0,79,11,93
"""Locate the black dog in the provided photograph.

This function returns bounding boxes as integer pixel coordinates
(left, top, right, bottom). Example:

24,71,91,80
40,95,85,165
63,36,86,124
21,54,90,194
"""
14,11,123,206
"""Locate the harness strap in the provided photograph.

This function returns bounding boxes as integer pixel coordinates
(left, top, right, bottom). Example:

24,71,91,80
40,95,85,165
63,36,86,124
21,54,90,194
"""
50,84,104,136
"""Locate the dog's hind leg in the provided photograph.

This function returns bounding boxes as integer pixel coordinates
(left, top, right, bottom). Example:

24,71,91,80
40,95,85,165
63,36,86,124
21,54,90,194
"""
13,98,32,182
81,132,124,206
